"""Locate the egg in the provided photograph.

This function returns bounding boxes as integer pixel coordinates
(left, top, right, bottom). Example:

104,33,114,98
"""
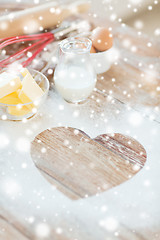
90,45,96,53
91,27,113,52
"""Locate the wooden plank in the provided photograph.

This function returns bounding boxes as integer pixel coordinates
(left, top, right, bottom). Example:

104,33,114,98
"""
0,208,159,240
0,212,32,240
1,14,160,124
94,133,146,167
88,15,160,121
0,217,30,240
96,61,160,121
31,127,146,200
0,5,159,240
0,208,74,240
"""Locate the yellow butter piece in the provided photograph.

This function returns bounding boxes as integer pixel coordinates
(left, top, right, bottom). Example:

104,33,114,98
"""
20,68,31,78
0,72,22,99
8,105,31,116
18,90,34,110
19,72,44,109
0,91,22,105
21,68,45,90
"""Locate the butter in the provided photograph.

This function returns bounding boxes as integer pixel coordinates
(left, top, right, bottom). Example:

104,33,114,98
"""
0,91,22,105
0,68,44,118
0,89,32,116
20,68,32,78
19,71,44,109
0,72,22,99
18,90,34,110
8,105,31,116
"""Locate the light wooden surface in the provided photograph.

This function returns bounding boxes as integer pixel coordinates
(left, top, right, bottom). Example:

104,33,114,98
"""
31,128,146,200
0,3,160,240
0,1,90,38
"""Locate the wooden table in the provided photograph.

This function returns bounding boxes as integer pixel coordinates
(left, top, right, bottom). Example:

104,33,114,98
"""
0,3,160,240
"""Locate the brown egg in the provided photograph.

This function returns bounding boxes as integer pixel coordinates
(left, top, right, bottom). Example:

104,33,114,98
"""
90,45,96,53
91,27,113,52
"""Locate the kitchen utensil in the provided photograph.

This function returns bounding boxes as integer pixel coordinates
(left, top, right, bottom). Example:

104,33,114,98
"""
0,20,88,68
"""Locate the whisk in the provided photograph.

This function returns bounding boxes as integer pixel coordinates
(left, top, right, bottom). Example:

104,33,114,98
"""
0,20,87,69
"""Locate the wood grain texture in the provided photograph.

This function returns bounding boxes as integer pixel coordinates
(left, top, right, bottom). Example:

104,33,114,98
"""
0,218,30,240
0,2,90,38
31,127,146,200
1,4,160,240
0,210,32,240
1,207,159,240
88,15,160,122
0,208,73,240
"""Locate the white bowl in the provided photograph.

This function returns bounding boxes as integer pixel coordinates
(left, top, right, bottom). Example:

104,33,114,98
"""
90,47,113,74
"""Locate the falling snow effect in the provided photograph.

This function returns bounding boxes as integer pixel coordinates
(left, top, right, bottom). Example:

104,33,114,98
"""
0,0,160,239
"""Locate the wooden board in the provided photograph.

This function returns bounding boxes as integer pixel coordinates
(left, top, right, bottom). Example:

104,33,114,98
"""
31,127,146,200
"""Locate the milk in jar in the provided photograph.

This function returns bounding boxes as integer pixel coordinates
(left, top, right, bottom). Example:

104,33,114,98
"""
54,37,97,103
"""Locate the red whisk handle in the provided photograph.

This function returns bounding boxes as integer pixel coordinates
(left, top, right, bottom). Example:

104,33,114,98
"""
0,31,55,68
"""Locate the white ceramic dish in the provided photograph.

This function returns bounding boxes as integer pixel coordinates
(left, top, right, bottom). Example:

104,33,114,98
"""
90,47,113,74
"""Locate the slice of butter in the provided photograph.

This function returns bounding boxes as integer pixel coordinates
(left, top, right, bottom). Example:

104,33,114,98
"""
0,91,22,105
0,72,22,99
18,90,34,110
19,72,44,110
20,68,32,78
8,105,31,116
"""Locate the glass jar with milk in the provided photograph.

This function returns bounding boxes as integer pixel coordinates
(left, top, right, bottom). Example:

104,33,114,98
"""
54,37,97,103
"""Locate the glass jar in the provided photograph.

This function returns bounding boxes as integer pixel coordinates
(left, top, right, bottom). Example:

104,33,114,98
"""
54,37,97,103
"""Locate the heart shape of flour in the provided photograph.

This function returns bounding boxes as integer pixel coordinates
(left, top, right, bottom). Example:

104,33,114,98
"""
31,127,146,200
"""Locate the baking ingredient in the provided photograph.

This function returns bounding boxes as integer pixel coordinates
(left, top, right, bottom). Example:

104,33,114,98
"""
0,72,21,99
90,45,96,53
0,68,45,117
91,27,113,52
0,89,30,116
20,68,32,77
54,65,96,103
8,105,31,116
19,70,44,110
0,91,22,105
